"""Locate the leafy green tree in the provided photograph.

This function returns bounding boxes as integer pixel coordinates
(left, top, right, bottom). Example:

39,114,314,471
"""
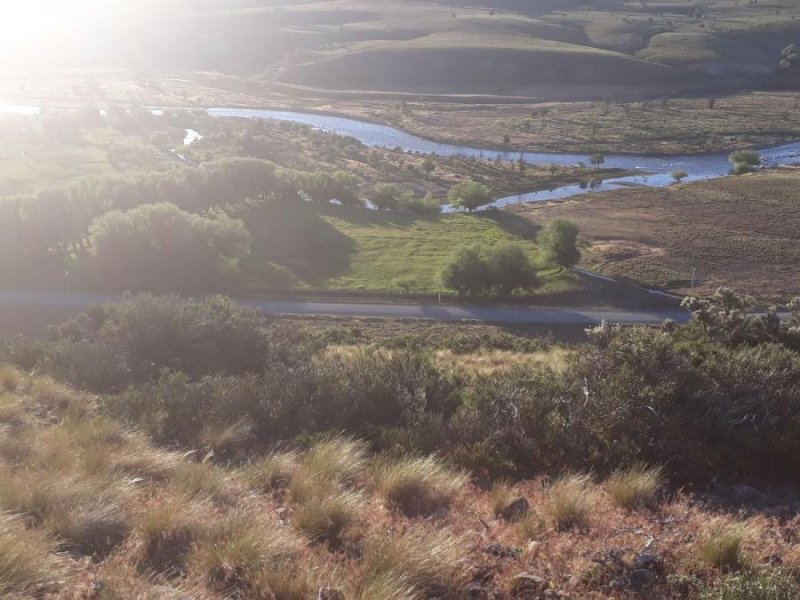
442,243,538,296
441,245,490,296
447,181,492,212
589,153,605,169
486,243,539,295
537,219,581,267
87,203,251,293
729,150,761,175
371,183,402,210
671,170,688,183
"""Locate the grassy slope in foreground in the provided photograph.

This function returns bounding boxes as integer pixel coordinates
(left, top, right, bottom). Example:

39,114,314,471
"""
510,168,800,301
230,199,577,294
0,366,798,598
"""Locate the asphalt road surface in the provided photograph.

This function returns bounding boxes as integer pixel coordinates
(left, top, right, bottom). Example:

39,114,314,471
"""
0,291,689,326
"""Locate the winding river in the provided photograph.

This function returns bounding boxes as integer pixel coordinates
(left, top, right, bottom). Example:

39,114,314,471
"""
6,104,800,209
207,108,800,209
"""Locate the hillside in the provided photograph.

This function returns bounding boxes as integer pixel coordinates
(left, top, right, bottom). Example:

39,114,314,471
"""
1,0,799,98
2,295,800,598
510,167,800,302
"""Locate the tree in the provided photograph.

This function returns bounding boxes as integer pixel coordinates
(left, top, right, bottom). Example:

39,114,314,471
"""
486,243,538,296
729,150,761,175
371,183,402,210
447,181,492,212
589,153,605,169
441,243,538,297
537,219,581,268
86,203,251,293
671,170,688,183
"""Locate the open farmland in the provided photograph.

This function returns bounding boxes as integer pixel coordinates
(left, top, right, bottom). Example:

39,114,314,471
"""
510,167,800,302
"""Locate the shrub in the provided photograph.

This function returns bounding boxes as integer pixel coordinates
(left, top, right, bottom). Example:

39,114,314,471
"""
374,455,466,516
604,464,663,510
698,569,800,599
86,202,251,293
544,473,597,530
442,243,538,297
44,294,275,393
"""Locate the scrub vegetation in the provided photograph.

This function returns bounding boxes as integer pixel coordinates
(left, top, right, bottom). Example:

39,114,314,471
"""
0,290,800,597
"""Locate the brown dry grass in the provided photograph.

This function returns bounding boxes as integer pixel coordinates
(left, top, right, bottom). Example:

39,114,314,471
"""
512,168,800,302
0,368,798,599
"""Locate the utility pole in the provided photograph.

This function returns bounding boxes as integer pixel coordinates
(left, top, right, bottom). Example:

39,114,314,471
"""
690,267,696,291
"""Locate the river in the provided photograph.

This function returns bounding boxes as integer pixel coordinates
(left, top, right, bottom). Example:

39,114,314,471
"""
5,104,800,209
207,107,800,209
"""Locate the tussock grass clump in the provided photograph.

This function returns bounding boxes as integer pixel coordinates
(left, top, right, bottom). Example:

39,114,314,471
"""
604,464,663,510
544,473,597,530
698,519,753,570
374,455,467,516
170,461,233,503
302,436,368,487
0,514,68,595
189,509,304,592
488,479,514,517
242,451,299,492
137,496,207,574
0,365,22,392
46,500,131,558
363,524,468,594
516,513,546,542
355,573,418,600
293,489,364,544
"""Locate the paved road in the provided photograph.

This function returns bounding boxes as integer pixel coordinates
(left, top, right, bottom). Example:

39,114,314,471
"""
0,291,689,325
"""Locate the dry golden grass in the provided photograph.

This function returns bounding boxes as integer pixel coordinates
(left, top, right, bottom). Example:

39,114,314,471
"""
363,524,469,594
0,372,797,598
374,455,467,516
326,344,572,376
604,464,664,510
544,473,598,531
697,518,756,570
241,450,299,492
0,514,69,596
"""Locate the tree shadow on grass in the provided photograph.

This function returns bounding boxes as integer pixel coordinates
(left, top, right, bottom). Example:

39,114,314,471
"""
238,200,356,287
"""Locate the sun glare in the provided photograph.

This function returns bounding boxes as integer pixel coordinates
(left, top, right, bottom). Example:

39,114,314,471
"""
0,0,101,40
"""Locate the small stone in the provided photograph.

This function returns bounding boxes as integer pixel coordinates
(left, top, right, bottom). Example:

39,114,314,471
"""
465,582,489,599
633,553,662,572
629,569,656,591
510,572,547,596
728,484,766,506
318,589,345,600
502,497,531,522
483,543,520,558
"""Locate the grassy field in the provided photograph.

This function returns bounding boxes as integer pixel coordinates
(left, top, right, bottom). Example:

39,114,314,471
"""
510,167,800,302
229,199,578,294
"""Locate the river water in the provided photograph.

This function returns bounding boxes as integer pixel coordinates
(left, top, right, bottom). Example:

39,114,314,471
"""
6,104,800,209
207,107,800,209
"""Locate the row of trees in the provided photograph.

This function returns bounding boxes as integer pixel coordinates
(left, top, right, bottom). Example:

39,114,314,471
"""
441,219,581,297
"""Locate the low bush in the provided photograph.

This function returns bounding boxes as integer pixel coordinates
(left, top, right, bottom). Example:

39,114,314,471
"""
698,569,800,600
